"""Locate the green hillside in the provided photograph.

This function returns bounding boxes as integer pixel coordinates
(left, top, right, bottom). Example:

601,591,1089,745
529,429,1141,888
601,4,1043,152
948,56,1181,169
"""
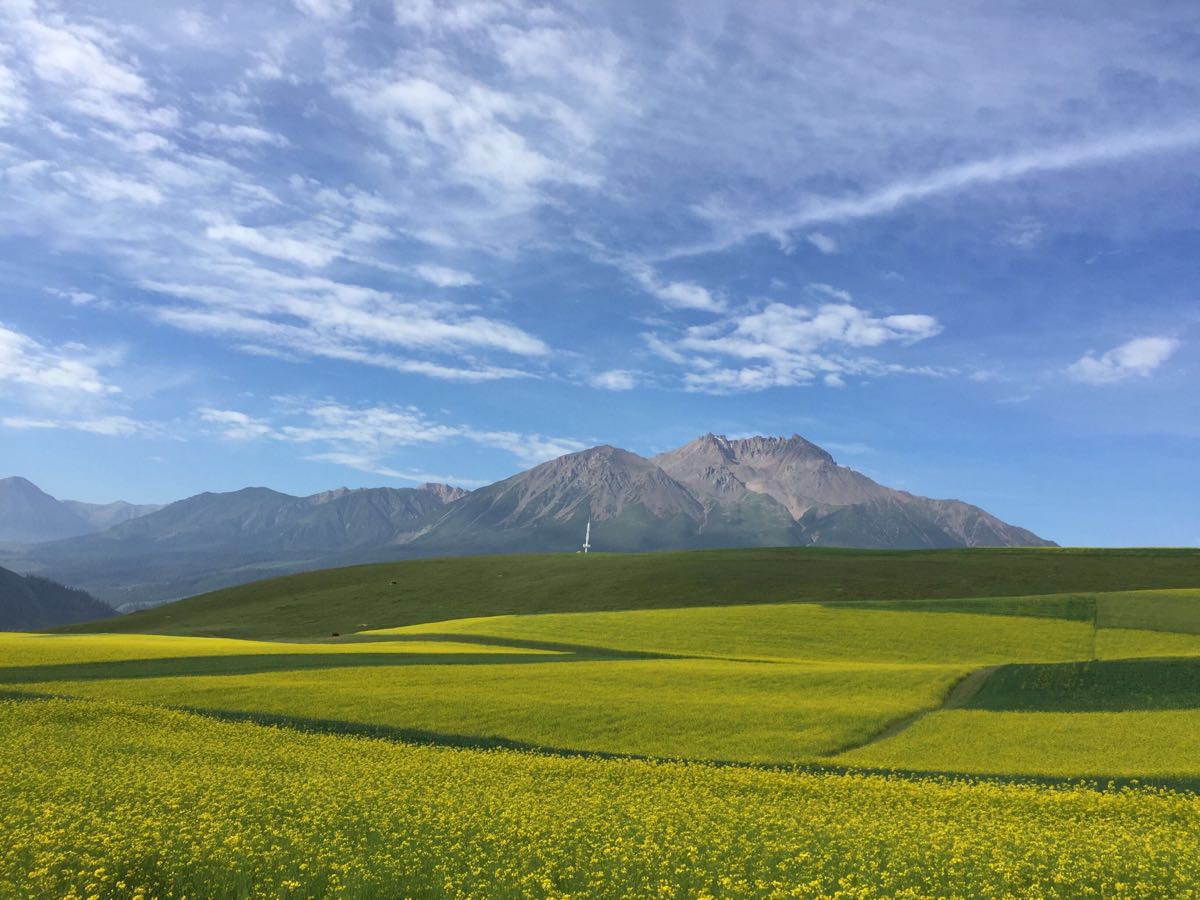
62,546,1200,640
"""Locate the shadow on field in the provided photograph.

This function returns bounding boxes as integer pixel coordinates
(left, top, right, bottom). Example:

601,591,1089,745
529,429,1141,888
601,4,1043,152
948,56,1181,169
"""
963,657,1200,712
0,645,668,684
336,632,676,659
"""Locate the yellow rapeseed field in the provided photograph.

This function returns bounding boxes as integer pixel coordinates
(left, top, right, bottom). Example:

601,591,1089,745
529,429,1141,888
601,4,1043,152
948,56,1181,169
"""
4,696,1200,899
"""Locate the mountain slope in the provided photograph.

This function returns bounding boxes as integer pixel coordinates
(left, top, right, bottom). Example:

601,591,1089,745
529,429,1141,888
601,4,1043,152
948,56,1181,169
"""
0,477,94,543
657,435,1054,550
410,446,707,552
0,564,114,630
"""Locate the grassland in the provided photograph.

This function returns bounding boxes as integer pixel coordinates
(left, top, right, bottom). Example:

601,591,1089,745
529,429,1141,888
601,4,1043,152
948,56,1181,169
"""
6,547,1200,895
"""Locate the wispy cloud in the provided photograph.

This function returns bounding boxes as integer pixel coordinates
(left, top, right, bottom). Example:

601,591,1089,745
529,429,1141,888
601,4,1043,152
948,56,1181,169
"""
197,399,585,479
1068,336,1180,385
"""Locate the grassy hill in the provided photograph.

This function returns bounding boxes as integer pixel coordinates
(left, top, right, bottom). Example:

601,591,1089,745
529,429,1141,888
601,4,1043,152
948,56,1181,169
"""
61,546,1200,640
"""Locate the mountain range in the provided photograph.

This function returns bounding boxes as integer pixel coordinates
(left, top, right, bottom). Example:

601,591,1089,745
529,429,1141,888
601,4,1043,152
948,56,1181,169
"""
0,433,1052,613
0,476,162,545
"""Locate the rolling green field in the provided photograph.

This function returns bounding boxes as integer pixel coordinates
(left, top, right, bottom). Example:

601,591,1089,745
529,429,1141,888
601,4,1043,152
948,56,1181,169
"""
6,547,1200,896
61,546,1200,640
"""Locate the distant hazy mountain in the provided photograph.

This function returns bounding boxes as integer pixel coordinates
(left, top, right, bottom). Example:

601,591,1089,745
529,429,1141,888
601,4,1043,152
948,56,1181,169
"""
5,435,1051,609
15,483,468,609
0,564,114,630
63,498,164,532
0,476,161,544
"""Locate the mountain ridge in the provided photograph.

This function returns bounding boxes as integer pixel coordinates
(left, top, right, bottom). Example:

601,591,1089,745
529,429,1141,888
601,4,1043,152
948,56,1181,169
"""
2,434,1053,610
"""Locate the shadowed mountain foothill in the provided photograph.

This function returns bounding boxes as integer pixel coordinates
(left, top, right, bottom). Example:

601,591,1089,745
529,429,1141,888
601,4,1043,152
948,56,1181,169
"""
0,564,113,630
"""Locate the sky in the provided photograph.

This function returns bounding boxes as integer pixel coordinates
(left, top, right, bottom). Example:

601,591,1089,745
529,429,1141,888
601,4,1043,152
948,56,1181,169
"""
0,0,1197,546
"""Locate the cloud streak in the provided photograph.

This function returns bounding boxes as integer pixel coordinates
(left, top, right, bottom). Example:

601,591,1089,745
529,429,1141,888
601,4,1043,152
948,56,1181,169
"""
680,125,1200,257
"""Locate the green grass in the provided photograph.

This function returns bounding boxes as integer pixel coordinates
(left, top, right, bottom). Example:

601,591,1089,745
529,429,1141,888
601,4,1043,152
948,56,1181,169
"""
1096,589,1200,634
58,546,1200,641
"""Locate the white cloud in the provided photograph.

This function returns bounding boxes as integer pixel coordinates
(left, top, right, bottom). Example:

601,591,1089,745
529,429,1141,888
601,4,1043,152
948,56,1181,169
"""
680,302,941,359
206,223,339,268
8,4,177,130
647,286,942,394
0,61,27,124
0,414,146,436
48,288,99,306
590,369,636,391
198,407,275,440
412,264,478,287
343,72,592,197
628,263,724,312
1067,336,1180,385
805,232,838,254
65,169,163,205
999,216,1043,249
293,0,354,20
193,122,289,146
0,324,119,396
304,451,483,486
467,429,587,466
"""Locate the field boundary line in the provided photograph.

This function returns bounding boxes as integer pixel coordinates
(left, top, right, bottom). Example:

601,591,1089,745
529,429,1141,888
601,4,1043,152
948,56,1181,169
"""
819,665,1001,758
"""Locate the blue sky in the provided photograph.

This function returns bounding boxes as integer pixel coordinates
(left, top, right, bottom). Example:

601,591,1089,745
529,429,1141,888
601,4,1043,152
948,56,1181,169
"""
0,0,1197,546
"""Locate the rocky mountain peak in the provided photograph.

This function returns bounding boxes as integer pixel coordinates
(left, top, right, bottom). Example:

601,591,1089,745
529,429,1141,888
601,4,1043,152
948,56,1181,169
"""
419,483,470,504
726,434,834,465
308,487,353,505
489,443,700,523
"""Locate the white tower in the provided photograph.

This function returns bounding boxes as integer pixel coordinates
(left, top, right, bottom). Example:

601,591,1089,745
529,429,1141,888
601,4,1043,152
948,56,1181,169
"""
582,520,591,554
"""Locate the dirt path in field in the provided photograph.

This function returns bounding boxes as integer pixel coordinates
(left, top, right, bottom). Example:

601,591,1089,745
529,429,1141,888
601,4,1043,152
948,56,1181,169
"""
822,665,1000,757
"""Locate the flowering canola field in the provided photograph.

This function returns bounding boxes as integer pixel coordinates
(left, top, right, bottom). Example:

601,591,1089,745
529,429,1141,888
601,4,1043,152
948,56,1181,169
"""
5,696,1200,899
6,584,1200,896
